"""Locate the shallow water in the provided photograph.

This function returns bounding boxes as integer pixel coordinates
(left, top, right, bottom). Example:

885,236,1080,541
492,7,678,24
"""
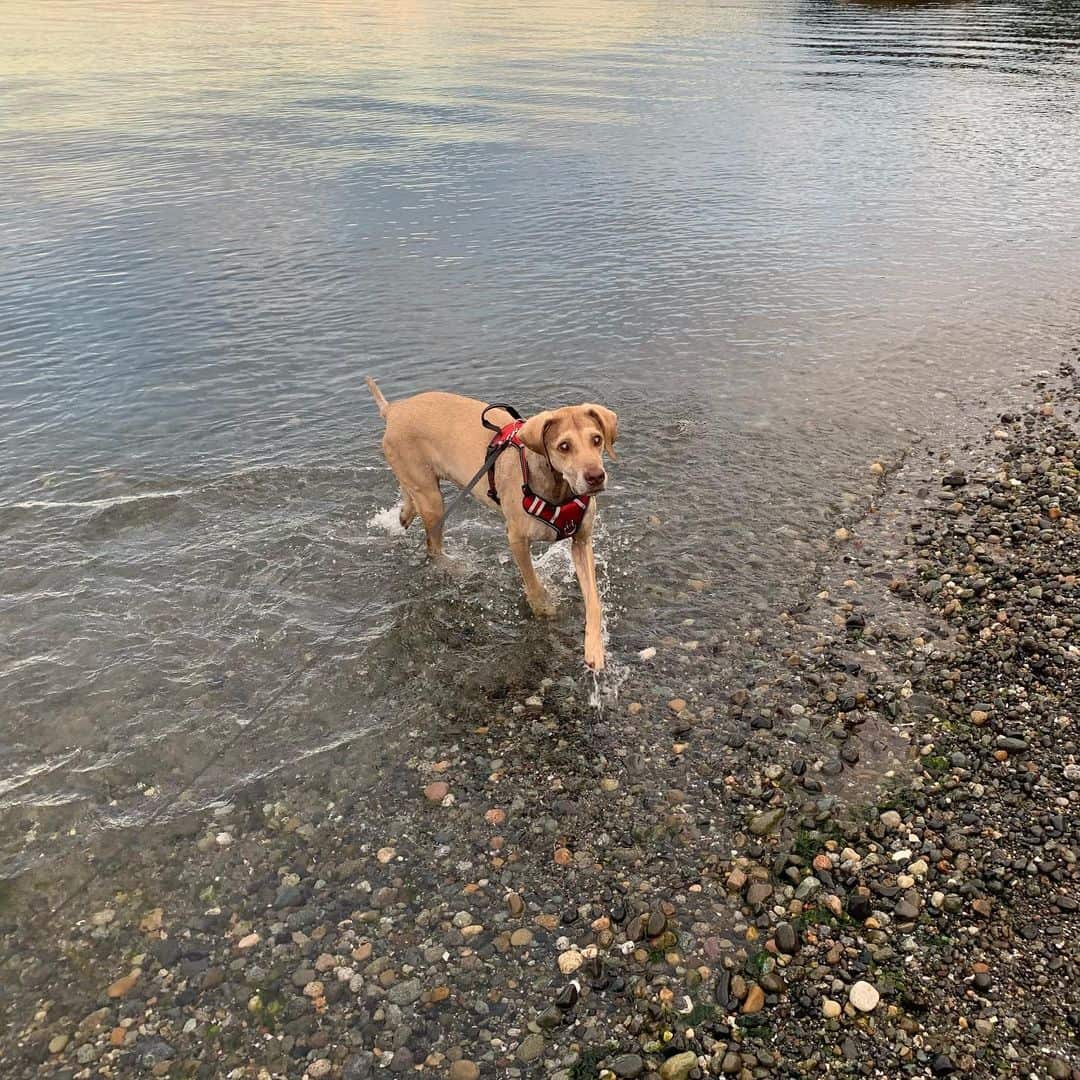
1,0,1079,876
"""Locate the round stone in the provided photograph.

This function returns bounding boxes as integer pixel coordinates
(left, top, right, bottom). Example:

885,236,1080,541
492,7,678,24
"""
516,1033,544,1063
558,949,583,974
822,998,842,1019
849,980,880,1012
449,1062,480,1080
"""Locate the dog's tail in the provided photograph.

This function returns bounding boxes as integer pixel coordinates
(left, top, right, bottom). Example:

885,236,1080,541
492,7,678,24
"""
365,376,390,419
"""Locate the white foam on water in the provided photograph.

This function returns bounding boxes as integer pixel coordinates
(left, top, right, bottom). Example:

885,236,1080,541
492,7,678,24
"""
587,620,628,715
368,502,407,536
10,489,192,511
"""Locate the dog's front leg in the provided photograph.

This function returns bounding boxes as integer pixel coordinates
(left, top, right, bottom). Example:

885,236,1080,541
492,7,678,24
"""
508,532,555,617
570,532,604,671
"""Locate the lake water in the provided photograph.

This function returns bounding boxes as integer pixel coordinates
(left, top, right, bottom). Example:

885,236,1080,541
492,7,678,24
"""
1,0,1079,878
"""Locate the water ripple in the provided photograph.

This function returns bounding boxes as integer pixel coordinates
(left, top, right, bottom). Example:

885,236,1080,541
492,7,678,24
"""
2,0,1079,874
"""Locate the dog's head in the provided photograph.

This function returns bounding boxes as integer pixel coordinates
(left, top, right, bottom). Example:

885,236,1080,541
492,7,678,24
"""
517,403,618,497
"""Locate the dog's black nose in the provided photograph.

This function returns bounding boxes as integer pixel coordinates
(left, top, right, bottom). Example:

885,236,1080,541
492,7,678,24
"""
585,470,606,489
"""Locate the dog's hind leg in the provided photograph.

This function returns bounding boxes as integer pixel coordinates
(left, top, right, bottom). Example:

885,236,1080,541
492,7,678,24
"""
407,479,446,557
383,445,444,556
398,488,416,529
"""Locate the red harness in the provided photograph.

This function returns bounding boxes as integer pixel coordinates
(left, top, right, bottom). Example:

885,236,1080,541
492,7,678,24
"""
486,419,591,541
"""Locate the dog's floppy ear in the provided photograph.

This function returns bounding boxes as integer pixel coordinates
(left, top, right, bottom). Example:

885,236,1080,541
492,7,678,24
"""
585,405,618,460
517,410,557,455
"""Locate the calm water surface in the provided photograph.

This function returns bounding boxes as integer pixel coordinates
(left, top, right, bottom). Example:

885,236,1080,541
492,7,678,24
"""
1,0,1079,875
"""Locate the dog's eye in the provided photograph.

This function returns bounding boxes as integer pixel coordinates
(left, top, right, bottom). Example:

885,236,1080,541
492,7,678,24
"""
592,434,602,446
557,441,570,453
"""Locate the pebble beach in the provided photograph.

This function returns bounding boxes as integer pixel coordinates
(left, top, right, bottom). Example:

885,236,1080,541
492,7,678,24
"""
2,359,1078,1080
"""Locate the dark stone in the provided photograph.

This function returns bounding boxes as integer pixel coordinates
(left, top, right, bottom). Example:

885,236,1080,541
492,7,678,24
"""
775,922,798,955
610,1054,645,1078
848,895,871,920
388,1047,415,1072
274,886,302,909
151,939,182,966
932,1054,956,1075
715,970,732,1008
995,736,1029,753
135,1038,176,1067
342,1053,374,1080
894,899,920,921
537,1006,563,1030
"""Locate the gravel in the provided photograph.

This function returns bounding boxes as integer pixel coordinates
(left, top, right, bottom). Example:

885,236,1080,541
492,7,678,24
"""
1,362,1078,1078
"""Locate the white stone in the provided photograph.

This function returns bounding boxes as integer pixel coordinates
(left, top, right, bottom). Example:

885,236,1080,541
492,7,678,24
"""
849,980,880,1013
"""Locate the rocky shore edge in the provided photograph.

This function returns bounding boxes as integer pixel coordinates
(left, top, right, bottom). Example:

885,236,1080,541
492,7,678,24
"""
2,360,1078,1080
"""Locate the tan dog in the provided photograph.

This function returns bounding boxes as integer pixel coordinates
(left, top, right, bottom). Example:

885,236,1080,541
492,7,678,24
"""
366,378,617,670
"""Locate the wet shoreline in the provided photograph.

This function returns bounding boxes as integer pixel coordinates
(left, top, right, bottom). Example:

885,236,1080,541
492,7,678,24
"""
2,360,1078,1079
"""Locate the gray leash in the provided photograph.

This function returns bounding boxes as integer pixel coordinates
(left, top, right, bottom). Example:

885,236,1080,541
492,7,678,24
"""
435,402,522,532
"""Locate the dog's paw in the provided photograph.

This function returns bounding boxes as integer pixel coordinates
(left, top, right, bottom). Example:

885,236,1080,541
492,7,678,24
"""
584,643,606,671
432,553,467,580
528,591,557,618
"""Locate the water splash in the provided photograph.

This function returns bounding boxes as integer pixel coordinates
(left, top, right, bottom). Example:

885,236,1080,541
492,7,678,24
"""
368,502,407,536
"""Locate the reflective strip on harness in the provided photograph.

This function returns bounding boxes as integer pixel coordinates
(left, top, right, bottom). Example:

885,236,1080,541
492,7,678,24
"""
485,418,590,541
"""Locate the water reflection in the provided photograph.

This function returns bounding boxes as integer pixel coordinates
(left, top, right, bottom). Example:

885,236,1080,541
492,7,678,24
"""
796,0,1080,75
1,0,1079,875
